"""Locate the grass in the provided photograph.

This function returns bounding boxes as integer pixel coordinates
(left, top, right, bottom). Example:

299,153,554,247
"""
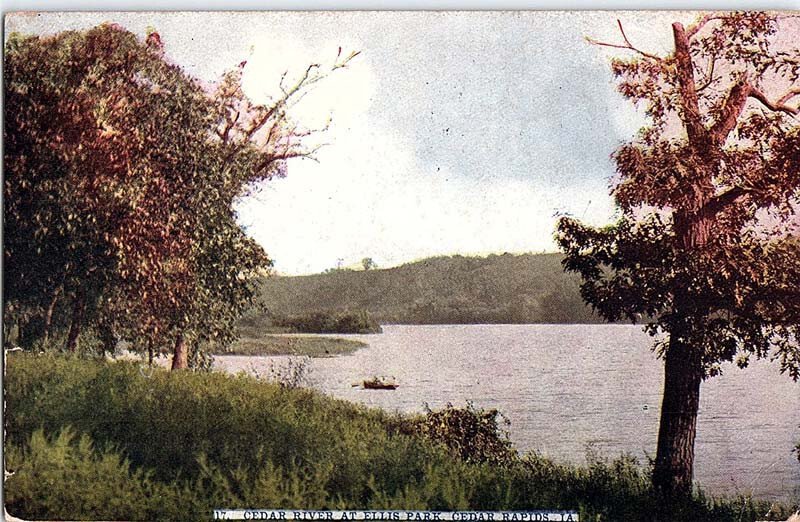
5,352,798,522
215,334,367,357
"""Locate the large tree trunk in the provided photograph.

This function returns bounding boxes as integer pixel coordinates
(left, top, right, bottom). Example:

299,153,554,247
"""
64,290,85,352
171,332,188,370
654,202,711,497
652,333,703,497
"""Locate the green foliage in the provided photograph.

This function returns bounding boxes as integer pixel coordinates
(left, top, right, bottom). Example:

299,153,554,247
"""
271,310,383,334
5,352,449,498
248,253,599,326
557,216,800,378
394,403,515,466
4,24,227,353
5,353,796,521
5,427,180,521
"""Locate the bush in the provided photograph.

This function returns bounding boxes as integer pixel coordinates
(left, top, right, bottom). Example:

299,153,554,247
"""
5,427,183,521
393,402,515,466
272,310,382,334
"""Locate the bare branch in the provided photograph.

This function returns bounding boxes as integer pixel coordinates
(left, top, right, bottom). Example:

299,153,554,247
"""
264,120,279,149
215,48,359,175
244,63,321,142
749,85,800,116
333,50,361,70
685,13,727,39
251,143,325,177
672,22,706,143
777,87,800,106
219,109,240,145
278,70,289,96
585,20,663,61
696,56,717,93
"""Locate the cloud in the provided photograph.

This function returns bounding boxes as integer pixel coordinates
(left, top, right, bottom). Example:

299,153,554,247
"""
13,11,698,275
235,12,633,274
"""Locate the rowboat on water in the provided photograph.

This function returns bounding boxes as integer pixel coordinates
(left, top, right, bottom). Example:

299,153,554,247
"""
355,376,398,390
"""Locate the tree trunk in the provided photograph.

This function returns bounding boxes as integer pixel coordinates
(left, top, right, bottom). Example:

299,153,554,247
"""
654,196,712,497
42,285,62,344
64,290,85,352
99,323,116,354
171,332,188,370
653,332,703,497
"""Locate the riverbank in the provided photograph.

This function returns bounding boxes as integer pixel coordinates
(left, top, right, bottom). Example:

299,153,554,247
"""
4,352,796,521
217,334,366,357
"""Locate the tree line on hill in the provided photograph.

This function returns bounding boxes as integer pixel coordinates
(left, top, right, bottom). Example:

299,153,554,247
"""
246,253,603,326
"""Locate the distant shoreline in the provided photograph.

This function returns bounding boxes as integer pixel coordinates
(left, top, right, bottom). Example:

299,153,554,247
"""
214,334,367,357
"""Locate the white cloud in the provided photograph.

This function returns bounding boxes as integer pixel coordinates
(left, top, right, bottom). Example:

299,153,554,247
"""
10,11,660,275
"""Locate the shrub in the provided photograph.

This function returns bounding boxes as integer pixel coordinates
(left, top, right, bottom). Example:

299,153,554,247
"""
272,310,382,334
5,427,179,520
393,402,515,466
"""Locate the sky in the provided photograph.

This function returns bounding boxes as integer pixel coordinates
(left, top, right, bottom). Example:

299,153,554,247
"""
6,11,703,274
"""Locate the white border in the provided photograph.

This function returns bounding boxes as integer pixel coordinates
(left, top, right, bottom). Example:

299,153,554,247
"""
2,0,800,13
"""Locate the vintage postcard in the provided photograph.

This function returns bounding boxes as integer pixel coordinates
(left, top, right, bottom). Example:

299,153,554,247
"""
3,10,799,522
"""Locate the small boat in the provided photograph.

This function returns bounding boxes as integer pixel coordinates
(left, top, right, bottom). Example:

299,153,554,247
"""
361,376,398,390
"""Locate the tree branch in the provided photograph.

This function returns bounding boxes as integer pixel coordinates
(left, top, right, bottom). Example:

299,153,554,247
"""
709,82,799,144
695,56,717,93
219,109,240,145
684,14,727,39
672,22,706,144
244,63,321,142
704,186,752,215
710,80,752,143
585,19,663,61
750,86,800,115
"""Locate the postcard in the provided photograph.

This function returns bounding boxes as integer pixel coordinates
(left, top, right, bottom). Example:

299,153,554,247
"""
3,10,799,522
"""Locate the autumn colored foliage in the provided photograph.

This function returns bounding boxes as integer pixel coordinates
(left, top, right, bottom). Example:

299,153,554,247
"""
558,12,800,496
3,24,355,365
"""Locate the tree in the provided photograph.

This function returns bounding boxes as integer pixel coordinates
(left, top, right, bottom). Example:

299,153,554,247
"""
163,50,358,370
361,257,377,270
4,24,357,368
5,25,224,356
557,12,800,497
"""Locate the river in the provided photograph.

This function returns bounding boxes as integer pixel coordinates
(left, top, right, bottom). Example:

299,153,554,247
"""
214,324,800,502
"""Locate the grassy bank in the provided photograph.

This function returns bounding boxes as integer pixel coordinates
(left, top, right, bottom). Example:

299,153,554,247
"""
4,353,796,521
217,335,366,357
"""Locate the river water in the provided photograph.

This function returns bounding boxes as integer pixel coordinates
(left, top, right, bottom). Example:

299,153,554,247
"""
214,324,800,502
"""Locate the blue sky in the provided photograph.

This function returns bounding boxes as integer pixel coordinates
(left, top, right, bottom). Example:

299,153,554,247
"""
7,11,698,274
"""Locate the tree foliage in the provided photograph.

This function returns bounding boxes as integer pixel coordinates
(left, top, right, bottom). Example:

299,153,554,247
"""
557,12,800,495
3,24,356,367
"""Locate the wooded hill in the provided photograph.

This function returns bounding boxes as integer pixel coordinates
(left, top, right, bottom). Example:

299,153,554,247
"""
251,253,603,325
